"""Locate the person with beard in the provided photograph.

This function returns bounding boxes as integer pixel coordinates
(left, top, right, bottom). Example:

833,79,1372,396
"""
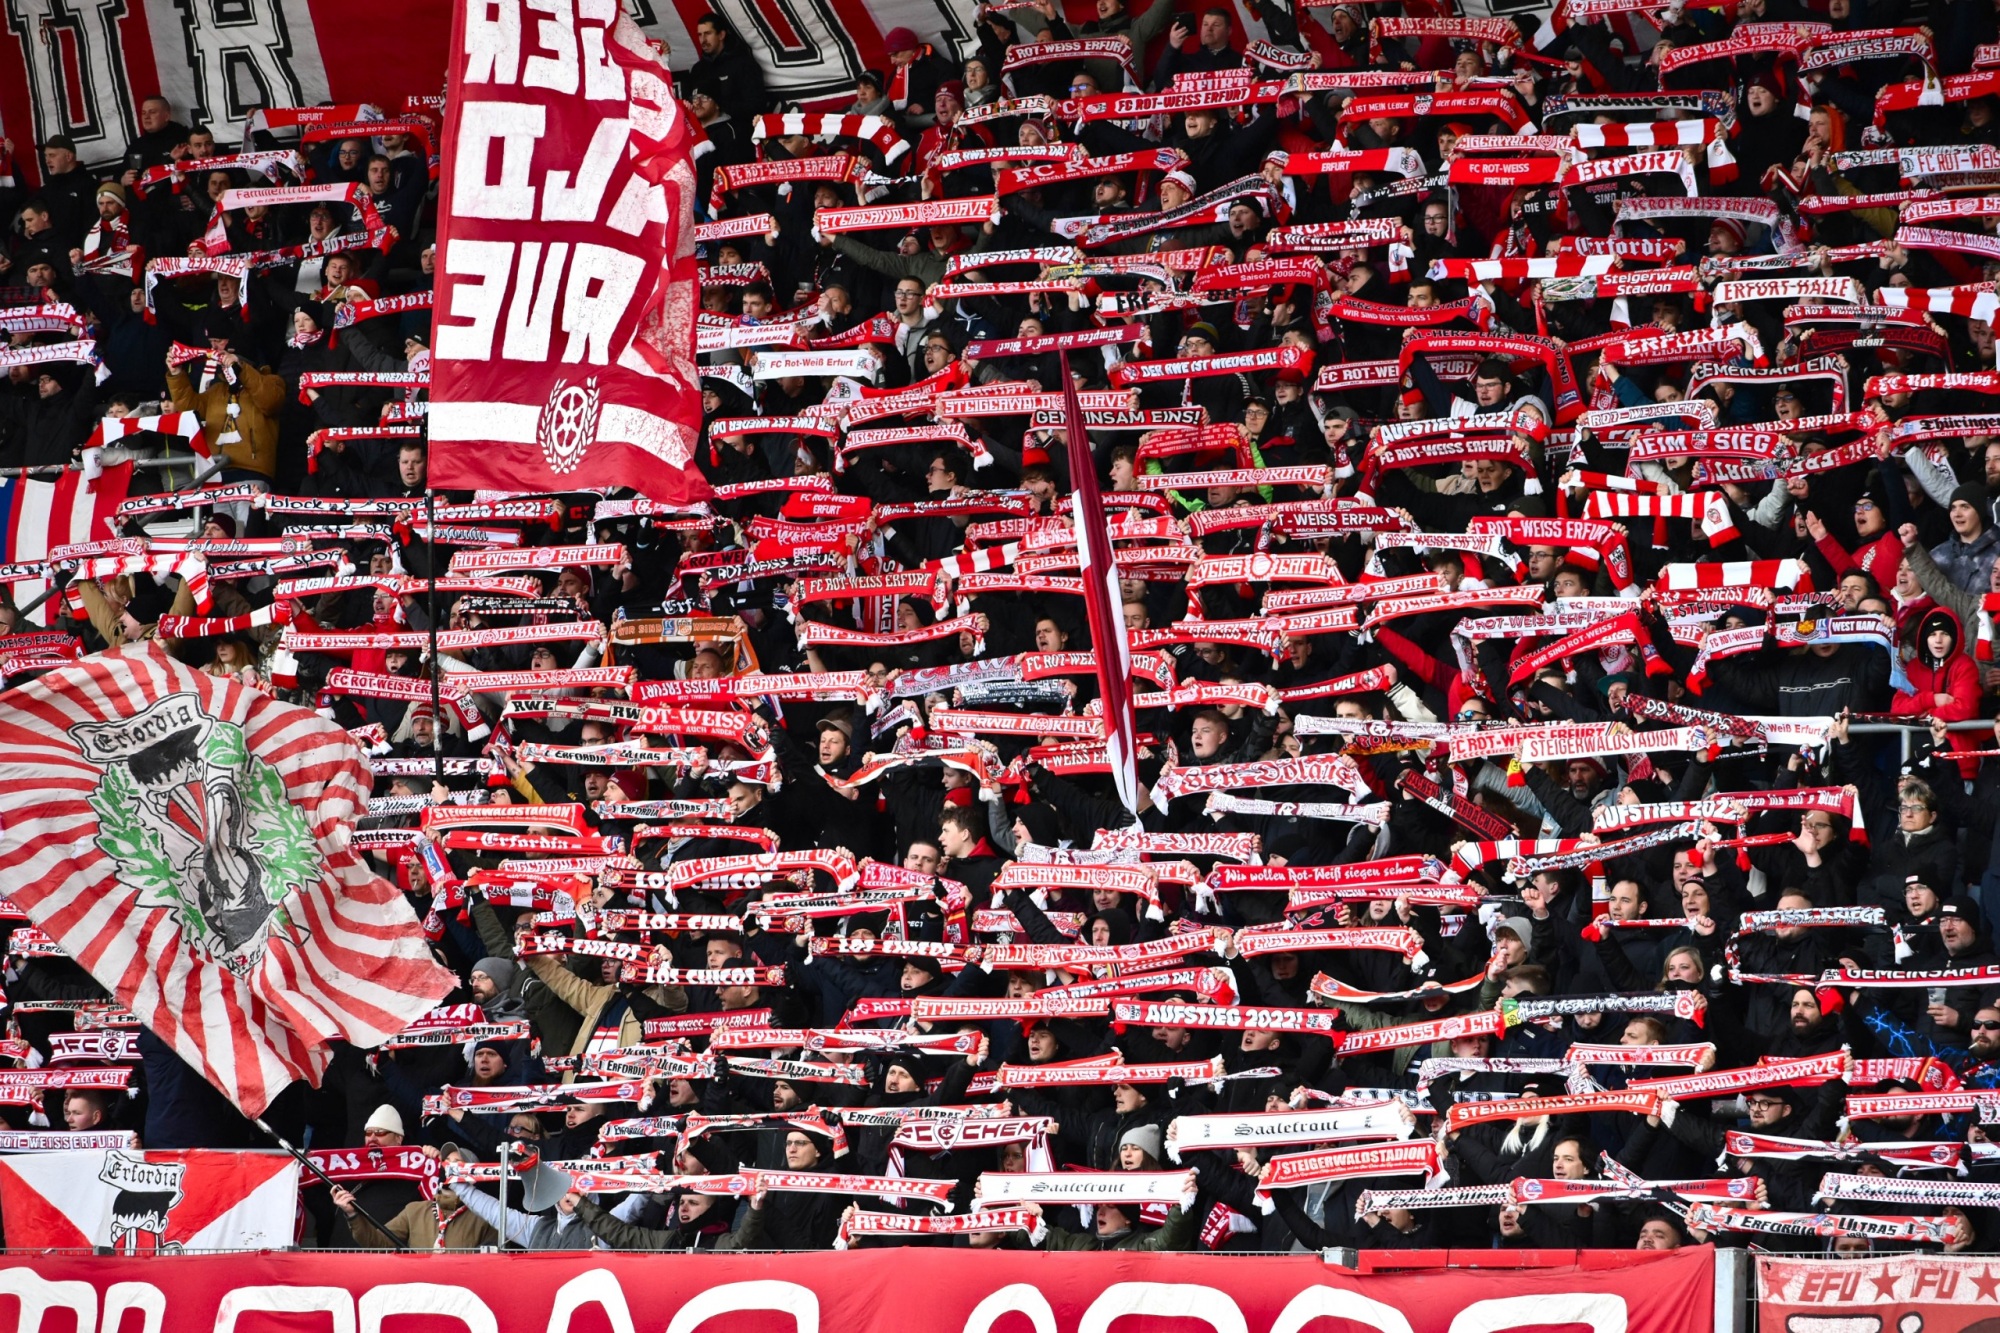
1958,1003,2000,1089
1732,892,1838,1044
467,957,527,1022
312,1106,426,1248
1650,1077,1844,1212
764,712,876,855
1770,987,1847,1059
334,1141,498,1250
1890,901,2000,1049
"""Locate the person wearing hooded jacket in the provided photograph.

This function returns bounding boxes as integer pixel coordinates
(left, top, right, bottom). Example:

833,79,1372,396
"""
1892,607,1981,726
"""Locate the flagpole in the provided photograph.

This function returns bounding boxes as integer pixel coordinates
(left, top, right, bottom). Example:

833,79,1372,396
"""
427,483,440,789
1057,351,1142,820
253,1118,411,1251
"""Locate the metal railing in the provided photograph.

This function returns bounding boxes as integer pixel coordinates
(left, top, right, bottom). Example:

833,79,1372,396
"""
1850,719,1995,765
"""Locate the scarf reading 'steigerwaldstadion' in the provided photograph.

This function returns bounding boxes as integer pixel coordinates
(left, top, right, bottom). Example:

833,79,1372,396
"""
1446,1089,1663,1132
1621,1051,1846,1103
815,195,998,236
1249,1141,1439,1211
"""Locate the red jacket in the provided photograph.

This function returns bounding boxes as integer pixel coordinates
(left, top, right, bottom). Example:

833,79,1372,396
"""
1816,529,1905,585
1892,606,1980,722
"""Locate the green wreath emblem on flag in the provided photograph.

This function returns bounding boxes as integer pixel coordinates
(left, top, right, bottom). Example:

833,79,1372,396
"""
76,693,318,972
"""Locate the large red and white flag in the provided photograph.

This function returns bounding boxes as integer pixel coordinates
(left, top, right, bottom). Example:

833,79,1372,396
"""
0,1149,297,1251
428,0,711,504
0,645,455,1116
1058,354,1141,818
2,462,132,625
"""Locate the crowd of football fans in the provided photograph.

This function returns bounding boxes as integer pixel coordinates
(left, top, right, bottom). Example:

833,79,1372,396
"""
4,0,2000,1256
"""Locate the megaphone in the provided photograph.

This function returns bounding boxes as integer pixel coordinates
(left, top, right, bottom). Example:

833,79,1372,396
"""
517,1159,573,1213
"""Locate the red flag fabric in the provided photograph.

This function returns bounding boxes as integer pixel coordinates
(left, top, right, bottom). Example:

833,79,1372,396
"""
427,0,710,504
1058,352,1140,819
0,644,454,1116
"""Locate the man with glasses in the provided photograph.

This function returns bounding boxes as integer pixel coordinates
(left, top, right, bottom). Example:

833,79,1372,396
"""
888,278,933,377
1856,780,1958,911
1961,1007,2000,1087
1645,1078,1832,1212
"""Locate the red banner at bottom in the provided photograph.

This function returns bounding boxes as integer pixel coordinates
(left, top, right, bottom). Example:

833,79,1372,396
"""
1759,1255,2000,1333
0,1245,1715,1332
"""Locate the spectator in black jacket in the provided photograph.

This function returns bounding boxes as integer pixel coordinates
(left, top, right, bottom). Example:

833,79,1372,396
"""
689,13,769,126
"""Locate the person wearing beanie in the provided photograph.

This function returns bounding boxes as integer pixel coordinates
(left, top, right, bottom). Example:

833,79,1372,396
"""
898,954,946,995
81,179,136,272
1117,1123,1164,1168
881,26,947,118
470,957,525,1019
1923,482,2000,594
849,68,891,117
1707,216,1748,256
307,1103,432,1247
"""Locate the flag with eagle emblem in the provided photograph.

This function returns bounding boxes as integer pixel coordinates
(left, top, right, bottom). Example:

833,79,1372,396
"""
0,644,454,1115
